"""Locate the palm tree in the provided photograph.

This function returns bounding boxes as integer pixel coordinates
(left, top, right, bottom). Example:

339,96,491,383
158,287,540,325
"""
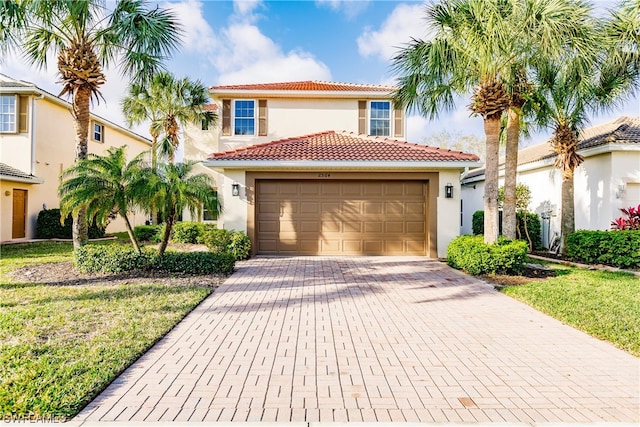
58,146,148,253
139,161,220,256
393,0,595,244
529,3,640,252
1,0,181,249
122,72,216,167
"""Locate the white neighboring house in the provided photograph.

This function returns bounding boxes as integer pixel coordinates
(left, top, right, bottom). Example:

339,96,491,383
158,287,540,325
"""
183,81,481,257
461,116,640,247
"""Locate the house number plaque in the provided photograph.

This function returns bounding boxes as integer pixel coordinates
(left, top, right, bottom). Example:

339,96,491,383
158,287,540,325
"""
318,173,331,178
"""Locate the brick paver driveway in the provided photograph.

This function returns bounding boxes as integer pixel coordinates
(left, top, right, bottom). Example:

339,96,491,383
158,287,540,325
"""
76,257,639,424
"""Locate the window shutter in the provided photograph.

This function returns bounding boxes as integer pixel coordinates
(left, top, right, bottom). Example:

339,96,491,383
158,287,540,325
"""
394,107,404,138
358,101,367,134
258,99,267,136
18,95,28,133
222,100,231,136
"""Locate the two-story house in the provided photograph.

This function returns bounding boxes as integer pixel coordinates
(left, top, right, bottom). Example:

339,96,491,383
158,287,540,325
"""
184,81,481,257
0,74,152,242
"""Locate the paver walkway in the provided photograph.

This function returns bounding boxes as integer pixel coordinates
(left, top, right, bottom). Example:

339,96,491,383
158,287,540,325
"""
76,257,639,424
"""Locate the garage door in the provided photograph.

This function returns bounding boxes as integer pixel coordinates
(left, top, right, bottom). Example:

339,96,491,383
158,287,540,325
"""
256,180,427,255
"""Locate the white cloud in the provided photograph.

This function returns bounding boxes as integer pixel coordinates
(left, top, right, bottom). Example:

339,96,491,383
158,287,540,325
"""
162,0,218,54
316,0,370,19
233,0,263,17
357,3,429,61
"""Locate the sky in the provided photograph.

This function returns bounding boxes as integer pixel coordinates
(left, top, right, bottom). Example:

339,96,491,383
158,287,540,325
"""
2,0,638,149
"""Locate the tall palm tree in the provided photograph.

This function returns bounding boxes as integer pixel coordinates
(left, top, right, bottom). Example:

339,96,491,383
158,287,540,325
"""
122,72,216,167
393,0,595,244
529,2,640,251
1,0,181,249
139,161,220,256
58,146,148,253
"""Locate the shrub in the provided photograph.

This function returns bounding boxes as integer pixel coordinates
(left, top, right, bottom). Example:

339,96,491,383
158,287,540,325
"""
517,212,542,251
447,235,528,275
74,245,155,273
472,210,539,249
171,222,217,244
566,230,640,269
36,208,105,239
133,225,162,242
472,210,484,235
153,251,236,275
202,228,252,260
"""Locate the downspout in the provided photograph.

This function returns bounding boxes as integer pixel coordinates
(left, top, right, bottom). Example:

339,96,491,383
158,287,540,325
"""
30,92,45,175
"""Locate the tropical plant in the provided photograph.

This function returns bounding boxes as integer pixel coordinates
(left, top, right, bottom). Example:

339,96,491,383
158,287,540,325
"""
392,0,594,244
611,205,640,230
1,0,181,248
528,1,639,252
123,72,216,165
58,146,148,253
138,161,220,256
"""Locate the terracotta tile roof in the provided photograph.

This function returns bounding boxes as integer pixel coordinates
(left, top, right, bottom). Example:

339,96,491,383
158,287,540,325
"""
209,131,479,162
463,116,640,179
210,81,396,92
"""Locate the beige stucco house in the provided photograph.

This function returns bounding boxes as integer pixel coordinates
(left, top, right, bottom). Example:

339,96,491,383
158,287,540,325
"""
184,81,481,257
0,74,152,242
461,116,640,247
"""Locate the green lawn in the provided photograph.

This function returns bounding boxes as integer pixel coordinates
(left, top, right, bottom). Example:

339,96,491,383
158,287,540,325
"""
501,267,640,356
0,242,211,419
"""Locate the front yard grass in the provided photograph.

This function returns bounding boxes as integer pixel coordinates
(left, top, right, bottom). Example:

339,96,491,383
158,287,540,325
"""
500,267,640,356
0,241,212,419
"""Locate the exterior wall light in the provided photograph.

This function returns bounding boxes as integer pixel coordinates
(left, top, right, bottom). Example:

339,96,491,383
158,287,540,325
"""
232,182,240,197
445,183,454,199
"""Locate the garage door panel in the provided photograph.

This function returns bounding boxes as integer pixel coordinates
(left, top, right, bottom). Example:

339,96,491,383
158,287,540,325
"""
256,180,427,255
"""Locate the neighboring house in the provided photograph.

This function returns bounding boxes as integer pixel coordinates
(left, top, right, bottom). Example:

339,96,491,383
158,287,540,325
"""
0,74,152,242
461,116,640,247
184,81,481,257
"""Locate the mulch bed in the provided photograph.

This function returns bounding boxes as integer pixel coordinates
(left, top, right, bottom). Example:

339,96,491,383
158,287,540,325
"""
9,261,226,288
480,265,558,288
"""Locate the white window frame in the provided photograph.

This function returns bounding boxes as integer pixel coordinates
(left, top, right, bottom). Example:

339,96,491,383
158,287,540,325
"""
92,121,104,143
0,94,17,134
232,99,256,136
369,100,392,137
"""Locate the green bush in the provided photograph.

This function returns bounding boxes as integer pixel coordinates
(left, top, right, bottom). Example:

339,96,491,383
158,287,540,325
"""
472,210,484,235
133,225,162,242
36,208,106,239
74,244,236,275
153,251,236,275
472,210,540,249
447,235,528,275
516,212,542,251
171,222,216,244
202,228,252,260
566,230,640,269
74,245,155,273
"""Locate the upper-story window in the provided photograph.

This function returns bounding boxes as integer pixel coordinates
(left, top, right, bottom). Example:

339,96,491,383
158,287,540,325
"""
0,95,17,133
370,101,391,136
234,100,255,135
92,121,104,143
222,99,268,137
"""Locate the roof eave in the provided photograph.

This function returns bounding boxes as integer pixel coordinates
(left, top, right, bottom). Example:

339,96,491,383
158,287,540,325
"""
209,89,394,99
0,174,45,184
202,160,482,170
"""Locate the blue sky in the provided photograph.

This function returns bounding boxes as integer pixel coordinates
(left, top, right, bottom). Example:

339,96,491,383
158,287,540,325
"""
2,0,638,148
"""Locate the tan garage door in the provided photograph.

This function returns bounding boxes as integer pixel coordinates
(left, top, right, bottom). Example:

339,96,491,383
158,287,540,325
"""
256,180,427,255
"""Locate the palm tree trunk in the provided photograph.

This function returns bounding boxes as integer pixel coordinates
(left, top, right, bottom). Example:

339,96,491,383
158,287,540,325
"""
71,85,92,249
560,169,575,254
158,211,175,256
483,117,501,244
150,132,159,226
503,108,520,239
122,214,142,254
